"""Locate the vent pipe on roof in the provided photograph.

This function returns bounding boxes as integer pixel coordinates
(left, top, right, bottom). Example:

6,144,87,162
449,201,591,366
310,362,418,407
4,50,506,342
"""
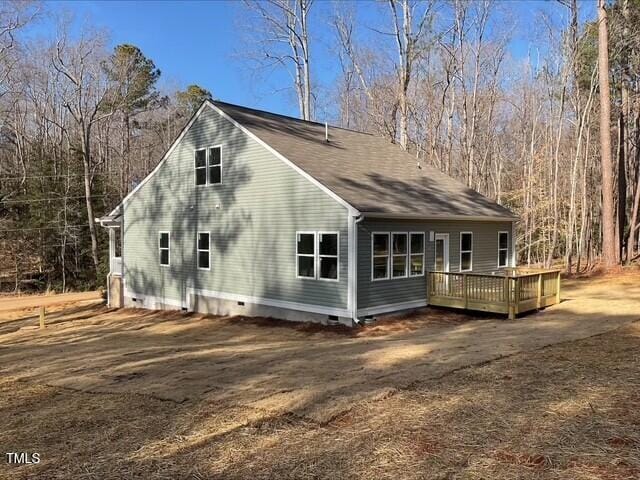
325,122,329,142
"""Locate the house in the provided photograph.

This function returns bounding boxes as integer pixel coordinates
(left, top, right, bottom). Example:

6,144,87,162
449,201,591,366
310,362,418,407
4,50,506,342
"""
98,100,518,326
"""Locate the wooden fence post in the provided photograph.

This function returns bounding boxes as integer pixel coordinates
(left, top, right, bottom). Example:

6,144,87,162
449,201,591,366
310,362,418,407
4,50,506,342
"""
39,306,45,329
556,271,561,304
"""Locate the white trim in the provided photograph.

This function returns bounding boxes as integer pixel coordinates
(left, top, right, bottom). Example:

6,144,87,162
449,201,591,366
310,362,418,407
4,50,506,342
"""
358,299,428,317
109,102,210,216
197,231,211,271
159,231,170,267
348,215,364,320
318,231,340,282
107,272,111,306
497,230,509,268
188,287,351,318
371,232,390,281
459,231,473,272
208,102,360,216
391,232,408,279
347,217,354,313
295,231,317,279
511,221,517,267
409,232,425,277
361,212,519,222
434,233,450,272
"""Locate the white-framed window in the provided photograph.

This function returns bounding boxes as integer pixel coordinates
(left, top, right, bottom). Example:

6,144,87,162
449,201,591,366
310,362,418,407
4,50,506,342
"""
409,232,425,276
296,232,339,281
391,232,408,278
372,232,390,280
318,232,339,281
460,232,473,272
498,231,509,268
296,232,316,279
159,231,170,267
197,232,210,270
195,146,222,186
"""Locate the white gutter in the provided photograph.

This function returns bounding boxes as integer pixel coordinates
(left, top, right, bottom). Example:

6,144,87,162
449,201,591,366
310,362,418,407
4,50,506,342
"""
349,214,365,325
360,212,519,222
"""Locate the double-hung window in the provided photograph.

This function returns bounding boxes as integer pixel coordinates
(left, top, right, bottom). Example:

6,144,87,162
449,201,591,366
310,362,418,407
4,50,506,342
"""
197,232,210,270
460,232,473,272
296,232,339,280
296,232,316,278
159,232,170,267
498,231,509,268
318,233,338,280
372,233,390,280
195,146,222,186
391,233,408,278
409,233,425,276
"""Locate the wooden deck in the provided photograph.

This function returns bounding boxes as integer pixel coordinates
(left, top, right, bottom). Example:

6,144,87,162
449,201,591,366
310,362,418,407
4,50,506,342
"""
428,269,561,319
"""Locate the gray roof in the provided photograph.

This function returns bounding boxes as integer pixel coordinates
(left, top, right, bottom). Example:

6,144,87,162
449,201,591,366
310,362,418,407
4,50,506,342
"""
214,101,517,220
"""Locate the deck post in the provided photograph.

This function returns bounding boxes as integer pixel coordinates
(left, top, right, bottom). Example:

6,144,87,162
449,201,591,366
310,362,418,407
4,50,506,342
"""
536,273,542,309
39,306,45,329
555,271,561,304
463,274,468,309
508,277,519,320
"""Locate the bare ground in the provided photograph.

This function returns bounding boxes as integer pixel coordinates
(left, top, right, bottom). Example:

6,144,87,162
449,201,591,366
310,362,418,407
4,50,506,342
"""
1,275,639,479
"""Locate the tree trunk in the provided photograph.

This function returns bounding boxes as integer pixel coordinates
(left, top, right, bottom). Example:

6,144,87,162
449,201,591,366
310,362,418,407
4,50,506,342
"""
82,126,100,276
597,0,617,268
628,113,640,261
617,111,627,262
300,0,311,120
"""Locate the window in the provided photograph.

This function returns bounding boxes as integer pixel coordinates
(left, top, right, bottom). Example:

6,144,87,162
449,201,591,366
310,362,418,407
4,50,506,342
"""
208,146,221,184
498,231,509,268
296,232,339,280
197,232,210,270
297,232,316,278
460,232,473,272
195,149,207,185
159,232,170,267
410,232,425,276
318,233,338,280
195,146,222,186
392,233,408,278
372,233,390,280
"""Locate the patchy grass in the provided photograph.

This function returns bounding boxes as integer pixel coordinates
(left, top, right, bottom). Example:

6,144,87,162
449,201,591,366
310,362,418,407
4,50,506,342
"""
1,322,638,479
1,275,640,479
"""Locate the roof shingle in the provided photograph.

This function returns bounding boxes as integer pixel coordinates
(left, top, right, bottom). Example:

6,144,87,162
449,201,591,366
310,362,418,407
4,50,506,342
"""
214,101,517,220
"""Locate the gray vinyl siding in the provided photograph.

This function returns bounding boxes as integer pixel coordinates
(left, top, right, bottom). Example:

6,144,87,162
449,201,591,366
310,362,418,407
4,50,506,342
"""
357,219,513,311
122,105,349,311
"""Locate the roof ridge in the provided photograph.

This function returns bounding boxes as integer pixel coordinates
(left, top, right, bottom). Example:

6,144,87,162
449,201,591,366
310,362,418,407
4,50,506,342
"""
212,100,374,136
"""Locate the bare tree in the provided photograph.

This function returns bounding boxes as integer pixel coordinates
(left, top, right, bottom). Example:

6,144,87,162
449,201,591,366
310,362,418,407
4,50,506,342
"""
50,28,117,275
388,0,435,150
242,0,314,120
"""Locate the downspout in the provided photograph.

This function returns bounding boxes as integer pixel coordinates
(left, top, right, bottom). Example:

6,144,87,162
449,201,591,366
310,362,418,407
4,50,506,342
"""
511,220,518,268
349,214,365,325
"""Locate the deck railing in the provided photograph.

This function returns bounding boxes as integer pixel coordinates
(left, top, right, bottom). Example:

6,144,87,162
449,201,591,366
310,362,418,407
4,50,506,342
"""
428,269,561,319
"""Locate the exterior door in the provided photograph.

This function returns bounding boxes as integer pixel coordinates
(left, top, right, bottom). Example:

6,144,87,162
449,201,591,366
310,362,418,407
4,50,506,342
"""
434,233,449,272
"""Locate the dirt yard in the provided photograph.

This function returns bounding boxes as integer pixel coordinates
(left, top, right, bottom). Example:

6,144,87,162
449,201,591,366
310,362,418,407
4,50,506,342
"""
1,274,639,479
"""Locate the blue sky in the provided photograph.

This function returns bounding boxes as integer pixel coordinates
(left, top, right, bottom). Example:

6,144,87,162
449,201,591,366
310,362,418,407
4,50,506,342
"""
31,0,597,118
